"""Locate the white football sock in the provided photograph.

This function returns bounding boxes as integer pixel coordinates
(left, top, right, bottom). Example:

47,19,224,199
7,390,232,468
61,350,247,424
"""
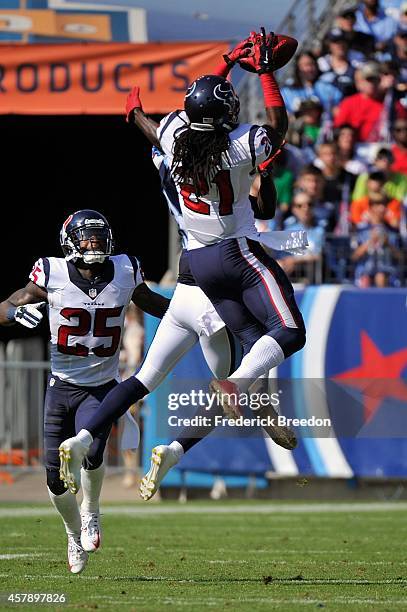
168,441,184,459
229,335,285,393
47,487,81,537
80,463,105,513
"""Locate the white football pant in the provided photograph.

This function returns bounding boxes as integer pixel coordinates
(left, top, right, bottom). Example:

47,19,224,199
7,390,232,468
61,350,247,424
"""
137,283,235,391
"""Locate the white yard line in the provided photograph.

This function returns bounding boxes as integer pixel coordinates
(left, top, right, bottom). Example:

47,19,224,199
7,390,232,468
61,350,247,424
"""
88,596,407,607
90,595,407,605
1,501,407,518
2,574,406,585
209,559,407,565
0,553,46,559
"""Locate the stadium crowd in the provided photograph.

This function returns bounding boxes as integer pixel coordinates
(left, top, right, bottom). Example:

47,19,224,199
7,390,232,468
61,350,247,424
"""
261,0,407,287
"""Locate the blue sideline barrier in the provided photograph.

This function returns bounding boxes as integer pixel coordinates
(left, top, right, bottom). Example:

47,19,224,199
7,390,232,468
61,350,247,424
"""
141,286,407,487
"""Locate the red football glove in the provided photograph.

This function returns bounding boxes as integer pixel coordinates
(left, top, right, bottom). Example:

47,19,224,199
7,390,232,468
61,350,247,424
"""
232,31,259,73
125,86,143,123
214,38,253,78
223,38,253,66
236,30,285,107
238,28,298,73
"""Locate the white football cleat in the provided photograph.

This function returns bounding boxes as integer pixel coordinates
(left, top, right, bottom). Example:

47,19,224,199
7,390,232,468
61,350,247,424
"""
209,379,242,420
140,445,180,501
67,534,88,574
59,437,89,494
81,511,101,553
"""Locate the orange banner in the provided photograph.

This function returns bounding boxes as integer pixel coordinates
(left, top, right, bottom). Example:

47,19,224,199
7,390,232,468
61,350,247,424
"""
0,42,229,115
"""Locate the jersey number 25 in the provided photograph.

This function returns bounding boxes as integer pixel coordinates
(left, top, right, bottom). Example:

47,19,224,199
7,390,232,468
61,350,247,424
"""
57,307,123,357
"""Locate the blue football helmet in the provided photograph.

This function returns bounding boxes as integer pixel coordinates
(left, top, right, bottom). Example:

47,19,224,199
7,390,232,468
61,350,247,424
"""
184,75,240,132
60,209,114,265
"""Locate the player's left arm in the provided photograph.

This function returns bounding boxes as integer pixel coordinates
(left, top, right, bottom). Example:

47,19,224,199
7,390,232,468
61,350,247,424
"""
125,86,161,149
258,31,289,152
249,174,277,220
263,82,288,150
131,283,170,319
244,29,292,153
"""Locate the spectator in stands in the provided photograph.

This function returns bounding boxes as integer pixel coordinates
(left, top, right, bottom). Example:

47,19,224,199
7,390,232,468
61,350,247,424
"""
281,51,343,116
376,59,407,132
334,61,386,142
318,29,362,97
278,192,325,280
399,2,407,30
380,0,403,20
351,191,403,287
335,6,376,55
353,148,407,201
379,28,407,81
287,98,323,154
351,170,402,227
391,117,407,173
295,165,337,231
335,124,369,175
314,142,357,206
354,0,397,46
394,28,407,81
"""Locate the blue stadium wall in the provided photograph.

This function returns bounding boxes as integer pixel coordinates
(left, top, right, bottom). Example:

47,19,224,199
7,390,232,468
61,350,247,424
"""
142,286,407,488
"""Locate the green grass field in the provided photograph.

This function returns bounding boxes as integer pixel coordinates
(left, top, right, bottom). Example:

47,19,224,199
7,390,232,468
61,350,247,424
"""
1,501,407,611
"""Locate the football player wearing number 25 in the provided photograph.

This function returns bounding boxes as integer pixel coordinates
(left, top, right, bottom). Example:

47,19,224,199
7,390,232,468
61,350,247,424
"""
0,210,170,574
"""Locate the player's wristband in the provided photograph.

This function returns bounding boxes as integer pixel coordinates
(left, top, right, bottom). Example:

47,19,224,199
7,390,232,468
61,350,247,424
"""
259,73,284,107
6,306,16,322
213,59,232,78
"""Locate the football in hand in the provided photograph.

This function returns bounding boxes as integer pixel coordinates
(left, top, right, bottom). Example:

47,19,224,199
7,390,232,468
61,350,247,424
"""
238,33,298,73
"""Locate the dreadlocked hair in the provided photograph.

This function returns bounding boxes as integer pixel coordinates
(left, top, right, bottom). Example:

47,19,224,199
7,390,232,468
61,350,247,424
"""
171,127,231,195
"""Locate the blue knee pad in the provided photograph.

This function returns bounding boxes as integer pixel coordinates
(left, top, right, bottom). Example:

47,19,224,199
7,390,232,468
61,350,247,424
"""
46,468,67,496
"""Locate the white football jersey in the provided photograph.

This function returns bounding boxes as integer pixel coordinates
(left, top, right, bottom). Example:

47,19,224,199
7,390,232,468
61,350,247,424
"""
157,111,272,249
29,255,143,386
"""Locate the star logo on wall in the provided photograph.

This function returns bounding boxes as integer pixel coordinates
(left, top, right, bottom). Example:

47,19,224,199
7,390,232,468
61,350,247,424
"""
333,332,407,422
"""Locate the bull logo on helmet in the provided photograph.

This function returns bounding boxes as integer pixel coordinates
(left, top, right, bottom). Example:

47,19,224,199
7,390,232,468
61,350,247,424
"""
213,82,238,113
185,81,197,98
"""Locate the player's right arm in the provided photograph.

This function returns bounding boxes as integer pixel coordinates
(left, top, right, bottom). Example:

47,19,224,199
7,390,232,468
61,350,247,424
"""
125,86,161,149
0,282,47,326
0,258,48,327
127,40,253,150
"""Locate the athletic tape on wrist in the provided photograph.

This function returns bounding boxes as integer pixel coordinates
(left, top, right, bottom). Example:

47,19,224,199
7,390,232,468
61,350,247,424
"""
6,306,17,321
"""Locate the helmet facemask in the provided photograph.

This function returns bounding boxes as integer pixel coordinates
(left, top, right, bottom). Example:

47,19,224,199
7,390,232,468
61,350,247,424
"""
61,221,113,265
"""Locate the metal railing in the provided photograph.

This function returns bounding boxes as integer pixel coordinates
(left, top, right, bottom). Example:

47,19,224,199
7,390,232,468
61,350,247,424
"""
0,359,131,477
277,0,352,54
0,361,47,475
285,234,407,286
